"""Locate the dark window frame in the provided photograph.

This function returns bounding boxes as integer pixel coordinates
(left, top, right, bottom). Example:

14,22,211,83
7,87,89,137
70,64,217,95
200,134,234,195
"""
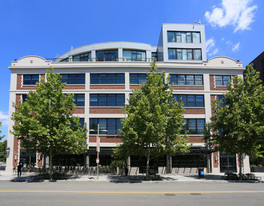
61,74,85,85
167,31,201,43
96,50,118,61
174,94,204,107
73,52,91,62
168,48,202,60
89,118,122,135
23,74,39,85
123,49,146,61
170,74,203,85
73,94,85,107
90,73,125,84
182,119,205,134
129,73,147,84
215,75,231,86
90,94,125,107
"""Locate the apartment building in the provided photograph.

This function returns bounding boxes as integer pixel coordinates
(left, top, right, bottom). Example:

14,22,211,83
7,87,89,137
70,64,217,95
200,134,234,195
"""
6,23,250,174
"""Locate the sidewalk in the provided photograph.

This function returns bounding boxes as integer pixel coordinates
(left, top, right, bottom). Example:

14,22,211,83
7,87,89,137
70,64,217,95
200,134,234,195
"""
0,170,263,182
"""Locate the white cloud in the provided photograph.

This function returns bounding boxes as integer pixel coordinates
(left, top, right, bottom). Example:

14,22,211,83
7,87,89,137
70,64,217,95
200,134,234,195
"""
232,42,240,52
205,0,257,32
0,111,9,126
206,38,219,57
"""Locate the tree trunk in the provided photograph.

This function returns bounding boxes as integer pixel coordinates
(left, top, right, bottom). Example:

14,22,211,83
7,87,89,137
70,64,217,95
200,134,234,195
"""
166,154,170,174
49,151,53,180
146,149,150,180
239,153,242,180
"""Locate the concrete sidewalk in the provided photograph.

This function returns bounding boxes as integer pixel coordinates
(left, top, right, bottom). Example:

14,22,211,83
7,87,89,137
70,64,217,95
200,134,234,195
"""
1,170,263,183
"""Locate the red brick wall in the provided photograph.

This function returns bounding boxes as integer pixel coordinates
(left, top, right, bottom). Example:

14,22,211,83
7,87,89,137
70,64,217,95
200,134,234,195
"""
213,152,219,168
64,85,85,90
130,85,141,89
187,136,205,143
183,108,205,114
73,108,85,114
89,136,123,143
90,85,125,89
171,86,204,90
90,108,124,114
17,74,45,90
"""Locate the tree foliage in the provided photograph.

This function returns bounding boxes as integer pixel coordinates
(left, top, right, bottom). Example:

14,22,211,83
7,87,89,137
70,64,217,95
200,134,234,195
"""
11,68,87,177
0,122,4,141
115,60,189,178
204,64,264,177
0,140,7,162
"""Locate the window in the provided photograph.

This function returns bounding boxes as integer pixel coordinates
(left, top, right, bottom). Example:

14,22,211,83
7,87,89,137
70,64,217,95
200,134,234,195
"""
96,50,118,61
167,31,201,43
73,94,85,107
23,74,39,85
170,74,203,85
130,74,147,84
79,118,85,128
152,52,158,60
181,119,205,134
217,95,226,107
168,49,202,60
89,118,122,135
90,94,125,106
22,94,28,103
90,74,124,84
61,74,85,84
123,50,146,61
174,95,204,107
73,52,91,61
215,75,231,86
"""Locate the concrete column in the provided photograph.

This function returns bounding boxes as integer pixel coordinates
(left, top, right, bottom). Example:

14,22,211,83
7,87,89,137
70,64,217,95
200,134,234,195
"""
125,72,129,90
91,50,96,62
118,48,123,62
85,154,90,168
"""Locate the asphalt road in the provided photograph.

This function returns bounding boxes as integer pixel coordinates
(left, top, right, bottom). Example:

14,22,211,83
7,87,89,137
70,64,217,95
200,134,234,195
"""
0,181,264,206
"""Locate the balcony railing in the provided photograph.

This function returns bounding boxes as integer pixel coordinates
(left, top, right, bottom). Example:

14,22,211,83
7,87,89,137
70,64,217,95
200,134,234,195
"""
14,58,157,62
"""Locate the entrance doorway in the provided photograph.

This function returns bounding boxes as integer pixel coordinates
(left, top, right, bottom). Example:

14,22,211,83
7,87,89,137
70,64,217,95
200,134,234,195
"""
220,152,237,173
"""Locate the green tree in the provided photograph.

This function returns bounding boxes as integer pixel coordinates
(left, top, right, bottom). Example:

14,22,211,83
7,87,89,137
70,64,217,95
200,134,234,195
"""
11,68,87,178
0,122,4,141
204,64,264,178
0,140,7,162
116,60,189,179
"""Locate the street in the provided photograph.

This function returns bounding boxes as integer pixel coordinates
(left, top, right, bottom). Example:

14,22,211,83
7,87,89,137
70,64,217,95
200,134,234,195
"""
0,181,263,206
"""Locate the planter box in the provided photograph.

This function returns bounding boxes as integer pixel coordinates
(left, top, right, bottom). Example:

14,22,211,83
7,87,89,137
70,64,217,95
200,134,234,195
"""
251,167,264,172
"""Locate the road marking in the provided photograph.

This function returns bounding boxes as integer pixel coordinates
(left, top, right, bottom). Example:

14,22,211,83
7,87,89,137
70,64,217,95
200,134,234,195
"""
0,190,264,194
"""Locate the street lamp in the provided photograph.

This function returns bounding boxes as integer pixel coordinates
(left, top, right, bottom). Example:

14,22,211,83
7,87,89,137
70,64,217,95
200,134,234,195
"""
90,124,107,179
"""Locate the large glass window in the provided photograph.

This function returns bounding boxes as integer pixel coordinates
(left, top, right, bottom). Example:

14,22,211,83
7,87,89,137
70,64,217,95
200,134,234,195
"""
79,118,85,128
217,95,226,107
90,74,125,84
123,50,146,61
73,52,91,62
168,49,202,60
130,74,147,84
22,94,28,103
215,75,231,86
90,94,125,106
167,31,201,43
23,74,39,85
73,94,85,107
170,74,203,85
89,118,122,135
96,50,118,61
174,95,204,107
61,74,85,84
181,119,205,134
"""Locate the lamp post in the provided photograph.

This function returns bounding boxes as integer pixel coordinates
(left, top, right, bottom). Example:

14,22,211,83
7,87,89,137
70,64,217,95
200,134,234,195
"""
90,124,107,179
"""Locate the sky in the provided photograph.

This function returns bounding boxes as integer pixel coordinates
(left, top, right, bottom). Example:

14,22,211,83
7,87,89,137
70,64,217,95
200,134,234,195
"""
0,0,263,141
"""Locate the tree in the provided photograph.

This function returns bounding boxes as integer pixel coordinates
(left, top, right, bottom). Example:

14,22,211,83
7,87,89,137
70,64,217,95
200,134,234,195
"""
204,64,264,178
0,122,4,141
116,60,189,179
11,68,87,178
0,140,7,162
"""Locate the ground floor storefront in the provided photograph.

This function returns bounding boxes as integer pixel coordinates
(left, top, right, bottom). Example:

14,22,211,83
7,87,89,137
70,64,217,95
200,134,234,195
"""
16,147,251,174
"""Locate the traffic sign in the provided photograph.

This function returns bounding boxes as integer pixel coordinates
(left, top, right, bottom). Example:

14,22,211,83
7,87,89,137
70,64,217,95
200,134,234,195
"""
96,158,99,164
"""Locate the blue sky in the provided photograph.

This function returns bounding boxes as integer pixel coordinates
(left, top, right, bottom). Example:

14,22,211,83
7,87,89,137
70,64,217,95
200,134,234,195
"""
0,0,263,141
